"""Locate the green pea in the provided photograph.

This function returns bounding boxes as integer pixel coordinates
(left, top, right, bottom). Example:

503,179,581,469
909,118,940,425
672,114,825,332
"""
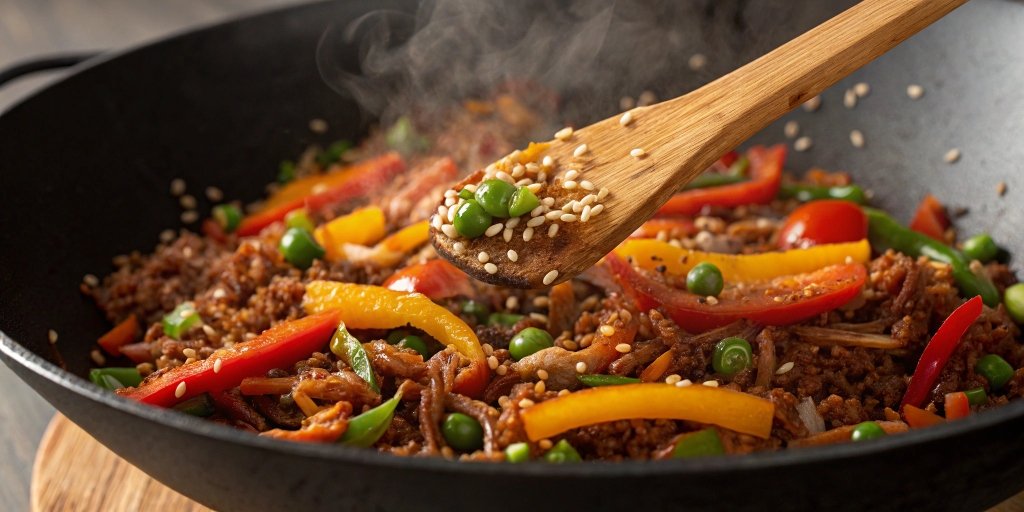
474,179,517,218
577,374,640,387
964,387,988,405
686,262,724,297
284,209,315,232
975,354,1014,390
162,302,201,340
461,300,490,324
1004,284,1024,324
509,327,554,361
453,200,492,238
279,227,325,269
488,312,524,327
505,442,530,463
386,330,410,344
850,421,887,442
962,234,998,263
508,187,540,217
543,439,582,463
442,413,484,452
672,428,725,458
212,204,242,233
712,337,752,376
317,139,352,166
396,335,429,358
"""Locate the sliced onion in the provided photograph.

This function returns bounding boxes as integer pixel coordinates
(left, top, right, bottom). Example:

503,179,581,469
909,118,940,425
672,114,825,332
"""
791,326,903,349
796,397,825,435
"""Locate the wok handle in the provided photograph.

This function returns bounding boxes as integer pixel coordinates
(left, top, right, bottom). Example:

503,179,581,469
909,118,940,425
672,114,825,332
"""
0,52,103,88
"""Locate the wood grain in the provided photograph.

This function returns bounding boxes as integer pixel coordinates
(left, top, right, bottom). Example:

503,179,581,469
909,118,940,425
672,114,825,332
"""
433,0,968,289
32,415,210,512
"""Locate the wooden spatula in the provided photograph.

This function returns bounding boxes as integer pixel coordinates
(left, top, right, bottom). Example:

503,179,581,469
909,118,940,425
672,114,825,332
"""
432,0,967,288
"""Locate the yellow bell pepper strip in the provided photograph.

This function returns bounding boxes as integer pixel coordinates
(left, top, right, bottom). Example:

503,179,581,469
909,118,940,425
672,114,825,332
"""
313,206,387,261
519,383,775,441
614,238,870,282
339,220,430,267
303,281,489,398
237,153,404,237
119,311,340,408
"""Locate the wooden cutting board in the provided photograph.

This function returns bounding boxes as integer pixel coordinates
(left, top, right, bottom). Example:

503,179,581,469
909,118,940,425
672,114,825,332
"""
31,414,1024,512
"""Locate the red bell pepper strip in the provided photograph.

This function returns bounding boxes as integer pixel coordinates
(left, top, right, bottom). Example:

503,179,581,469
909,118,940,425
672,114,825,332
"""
97,314,140,356
383,259,475,301
909,194,950,242
944,391,970,420
236,153,405,237
629,218,697,240
900,295,983,409
656,145,784,216
118,311,340,407
606,254,866,332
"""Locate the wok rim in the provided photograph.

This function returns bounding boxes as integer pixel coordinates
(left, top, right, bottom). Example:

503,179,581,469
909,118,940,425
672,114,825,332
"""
2,0,1022,483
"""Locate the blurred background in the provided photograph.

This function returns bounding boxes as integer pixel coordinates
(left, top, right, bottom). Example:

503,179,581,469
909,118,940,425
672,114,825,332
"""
0,2,303,508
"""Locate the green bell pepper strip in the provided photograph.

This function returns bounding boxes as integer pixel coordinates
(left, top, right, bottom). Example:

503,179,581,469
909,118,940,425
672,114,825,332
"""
864,208,1000,307
488,312,524,327
330,324,380,393
683,173,748,191
780,184,867,204
672,428,725,458
89,367,143,390
576,374,641,387
340,389,403,447
173,393,216,417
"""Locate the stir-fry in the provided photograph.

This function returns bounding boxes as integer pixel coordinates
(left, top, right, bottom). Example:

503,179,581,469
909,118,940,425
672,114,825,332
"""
84,89,1023,462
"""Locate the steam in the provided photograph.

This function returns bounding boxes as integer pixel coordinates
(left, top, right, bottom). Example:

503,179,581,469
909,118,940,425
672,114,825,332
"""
317,0,841,128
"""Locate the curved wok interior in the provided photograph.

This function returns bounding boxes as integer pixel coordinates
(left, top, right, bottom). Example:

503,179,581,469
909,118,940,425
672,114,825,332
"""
1,0,1024,510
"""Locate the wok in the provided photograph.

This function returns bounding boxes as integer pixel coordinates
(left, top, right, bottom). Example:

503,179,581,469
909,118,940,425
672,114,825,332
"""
2,1,1023,510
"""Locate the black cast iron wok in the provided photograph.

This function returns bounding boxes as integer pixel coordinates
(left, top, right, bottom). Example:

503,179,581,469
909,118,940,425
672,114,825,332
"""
2,1,1023,510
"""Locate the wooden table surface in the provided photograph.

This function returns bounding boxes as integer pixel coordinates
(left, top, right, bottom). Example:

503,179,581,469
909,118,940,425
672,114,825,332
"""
0,3,302,508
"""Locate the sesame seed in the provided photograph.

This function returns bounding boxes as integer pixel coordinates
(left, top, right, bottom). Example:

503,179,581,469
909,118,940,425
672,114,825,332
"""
534,296,550,308
159,229,176,243
205,186,224,202
484,223,504,237
496,365,508,376
478,252,490,263
615,343,632,353
530,205,546,217
637,90,657,106
944,148,961,163
431,215,443,230
175,381,188,398
512,164,526,178
548,224,559,238
538,439,553,450
702,380,719,387
444,189,458,198
676,379,693,387
562,201,575,213
542,270,559,285
545,210,563,221
179,194,197,210
503,228,513,242
776,361,795,375
854,82,870,97
576,361,588,374
850,130,865,148
997,182,1008,196
527,183,542,193
705,295,719,305
441,224,458,238
784,120,799,139
484,263,498,274
212,288,227,299
620,96,636,110
507,250,519,262
580,194,597,206
687,53,707,71
465,184,478,193
665,374,682,385
597,188,609,200
630,148,646,158
907,84,924,100
619,111,634,126
565,169,579,181
487,356,499,370
542,197,555,207
48,329,58,344
90,349,106,366
542,155,554,167
560,214,577,223
444,196,457,207
170,178,186,196
202,324,216,337
573,144,588,158
309,118,328,133
506,217,520,228
802,95,821,112
794,136,813,152
599,325,616,336
182,348,197,359
523,227,535,241
437,205,448,218
529,312,549,323
555,127,574,141
558,389,571,397
518,398,536,408
534,380,547,394
580,205,592,222
452,242,465,254
180,210,199,223
563,180,578,190
496,171,514,183
537,171,548,182
843,89,858,109
83,274,100,287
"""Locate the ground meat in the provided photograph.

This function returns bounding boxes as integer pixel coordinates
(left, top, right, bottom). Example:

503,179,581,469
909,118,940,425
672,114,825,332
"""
566,419,681,460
